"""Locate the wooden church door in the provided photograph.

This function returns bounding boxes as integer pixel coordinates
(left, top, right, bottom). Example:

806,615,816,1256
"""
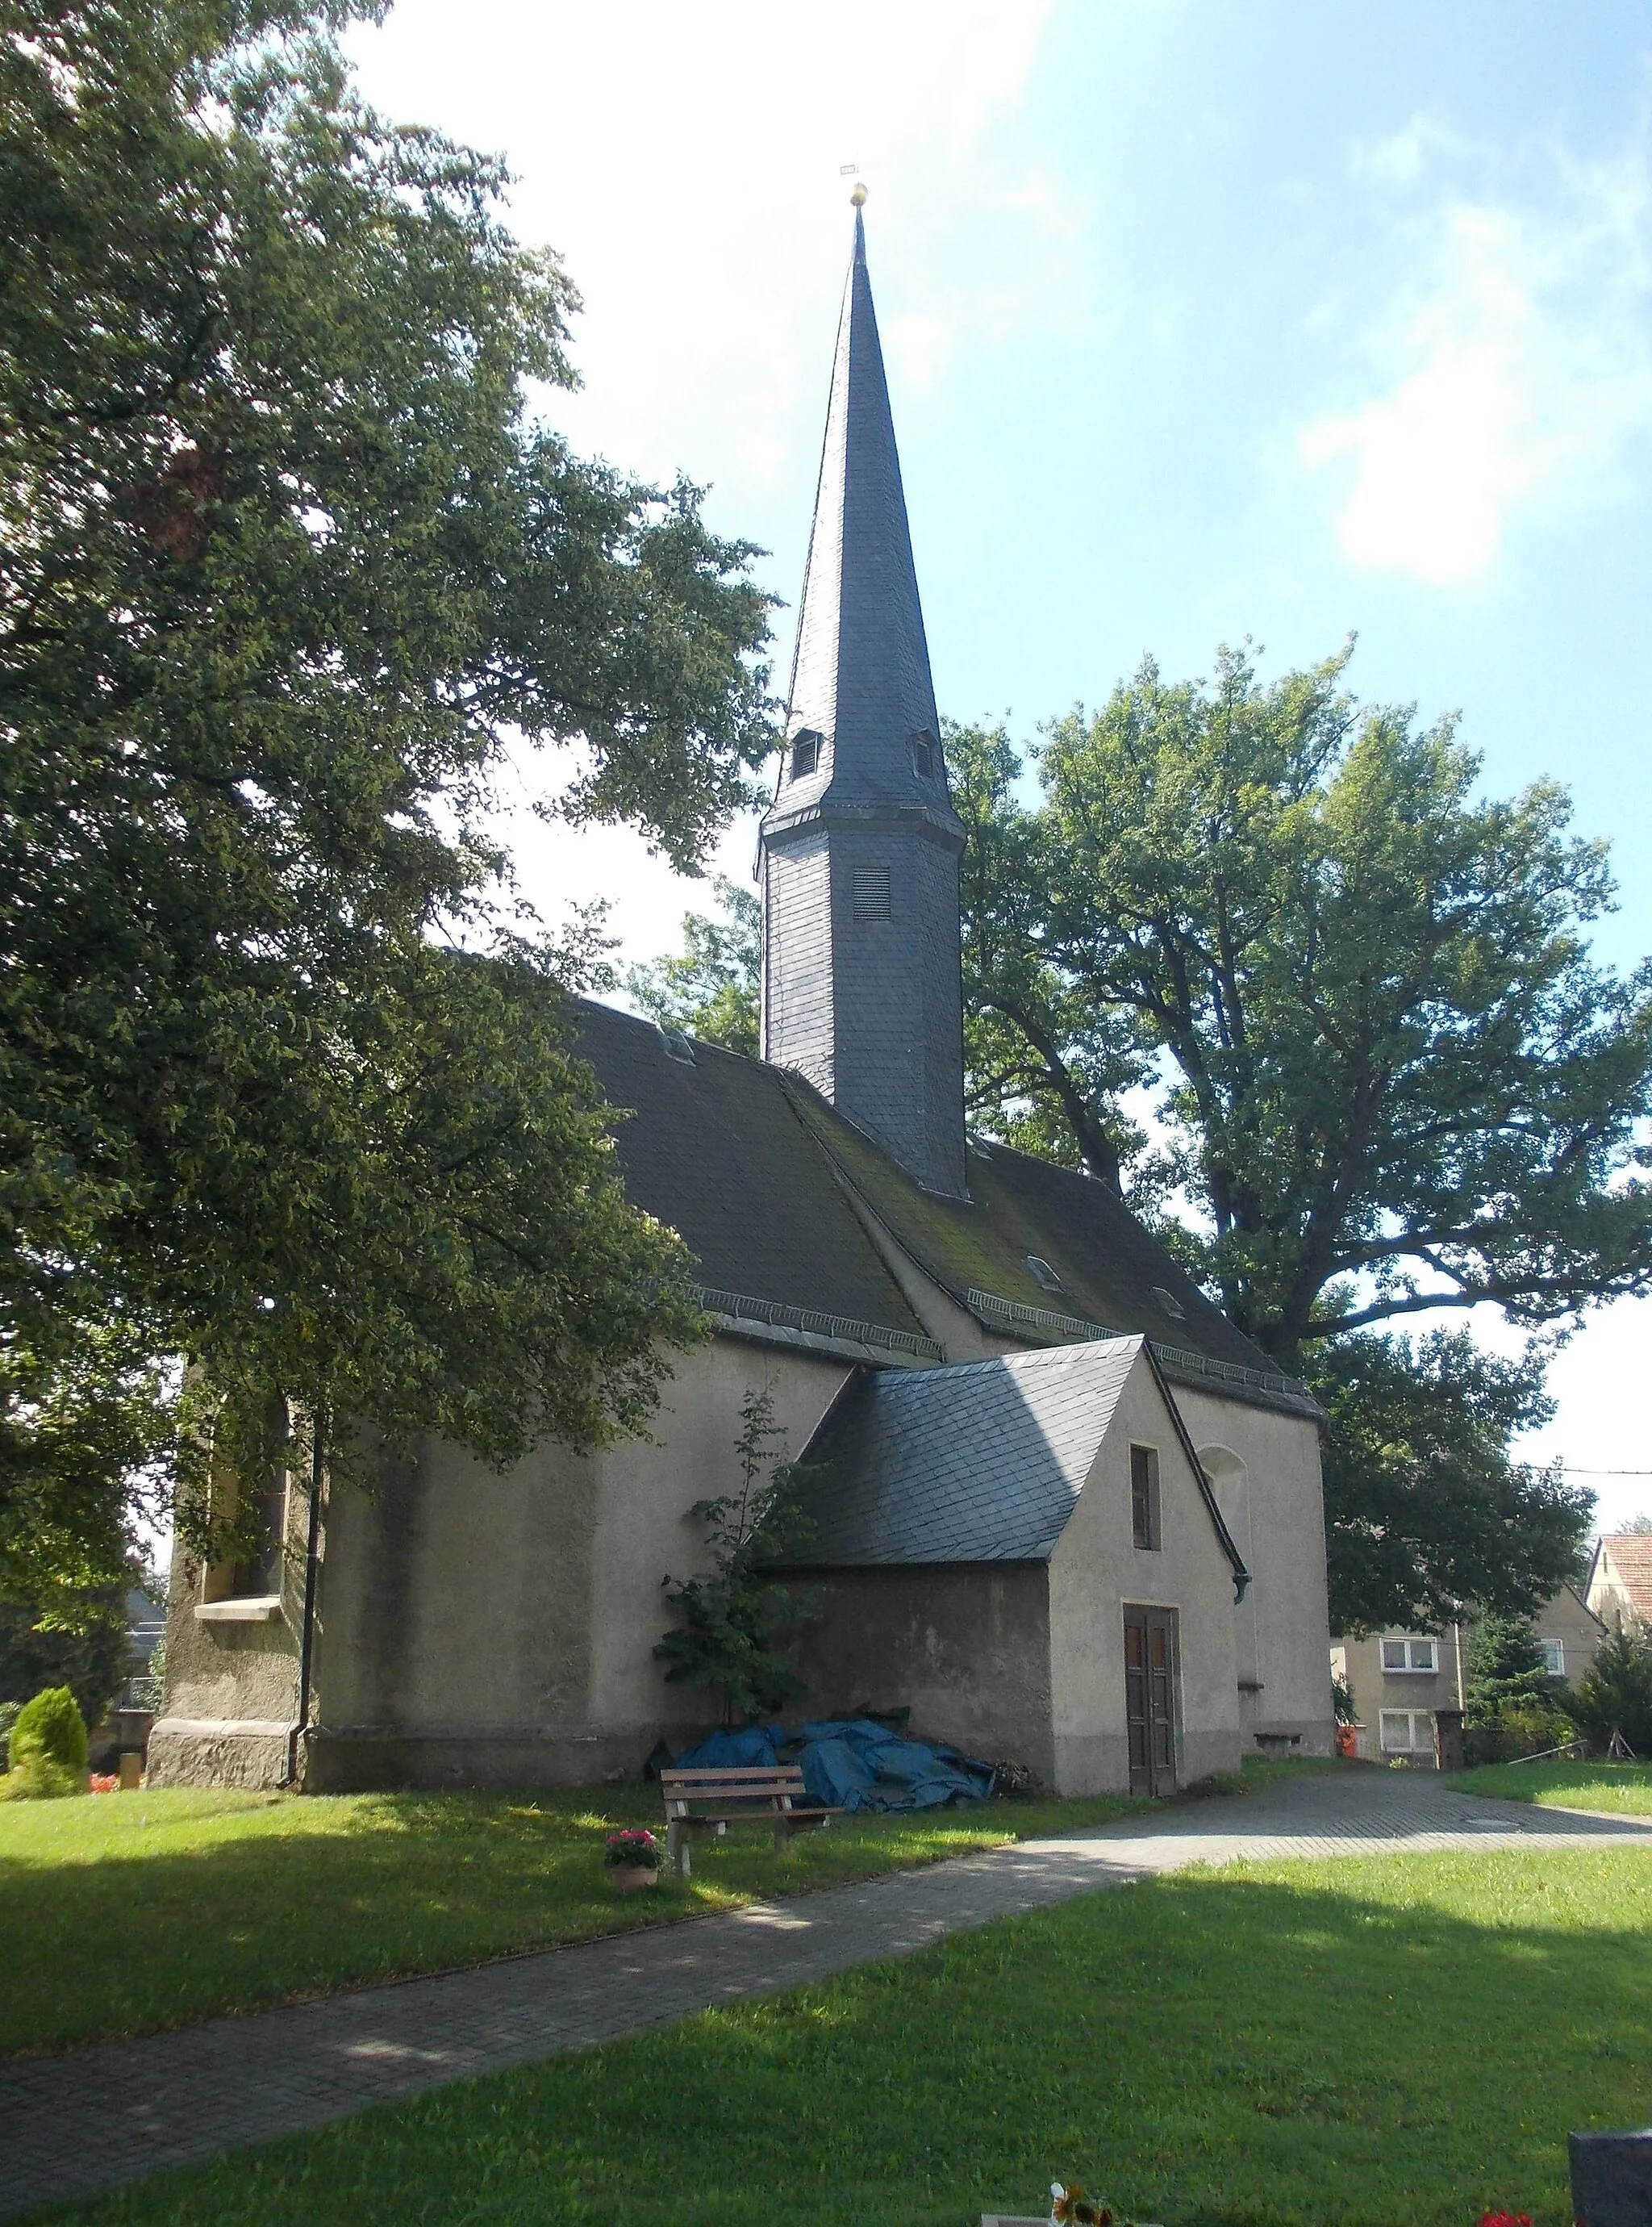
1124,1606,1177,1795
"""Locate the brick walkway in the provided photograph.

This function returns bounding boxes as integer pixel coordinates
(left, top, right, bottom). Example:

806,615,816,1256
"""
6,1769,1650,2217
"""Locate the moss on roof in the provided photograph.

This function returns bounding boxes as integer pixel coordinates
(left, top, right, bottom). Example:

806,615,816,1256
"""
574,994,1288,1388
781,1077,1279,1377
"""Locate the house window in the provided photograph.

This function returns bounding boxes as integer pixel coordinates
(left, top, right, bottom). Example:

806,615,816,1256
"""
1380,1637,1437,1673
1025,1254,1063,1293
1130,1444,1161,1552
790,729,822,781
853,866,891,921
1541,1639,1566,1678
1379,1709,1433,1754
910,729,936,779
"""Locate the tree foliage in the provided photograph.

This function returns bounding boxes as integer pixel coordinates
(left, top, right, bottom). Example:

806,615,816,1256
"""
1313,1331,1591,1635
627,878,760,1056
655,1385,813,1727
956,646,1652,1368
1574,1620,1652,1757
0,1322,171,1618
1462,1612,1556,1723
2,0,774,1581
952,725,1151,1189
0,1590,129,1729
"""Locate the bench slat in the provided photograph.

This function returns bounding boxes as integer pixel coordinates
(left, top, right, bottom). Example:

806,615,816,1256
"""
658,1763,839,1878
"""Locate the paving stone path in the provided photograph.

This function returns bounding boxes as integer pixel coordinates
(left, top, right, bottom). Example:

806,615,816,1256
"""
6,1769,1650,2217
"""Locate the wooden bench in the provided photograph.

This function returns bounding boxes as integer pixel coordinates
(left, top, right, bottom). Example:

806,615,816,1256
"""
658,1765,839,1878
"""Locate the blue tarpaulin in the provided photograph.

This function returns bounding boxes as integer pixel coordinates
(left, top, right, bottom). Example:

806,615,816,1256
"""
672,1718,995,1812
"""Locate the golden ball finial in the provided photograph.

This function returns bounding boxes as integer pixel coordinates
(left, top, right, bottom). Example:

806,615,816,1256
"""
849,182,868,207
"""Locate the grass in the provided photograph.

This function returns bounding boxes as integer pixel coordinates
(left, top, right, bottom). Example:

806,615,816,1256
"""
0,1779,1152,2058
44,1844,1652,2227
1454,1757,1652,1813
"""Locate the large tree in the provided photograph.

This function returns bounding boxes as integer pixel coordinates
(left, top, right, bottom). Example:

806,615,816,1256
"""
959,648,1652,1368
1314,1331,1588,1634
951,651,1642,1626
2,0,773,1594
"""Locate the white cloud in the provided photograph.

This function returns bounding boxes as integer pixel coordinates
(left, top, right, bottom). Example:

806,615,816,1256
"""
344,0,1063,967
347,2,1061,496
1300,138,1652,585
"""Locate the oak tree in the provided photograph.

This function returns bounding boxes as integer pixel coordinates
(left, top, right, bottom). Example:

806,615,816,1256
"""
2,0,774,1594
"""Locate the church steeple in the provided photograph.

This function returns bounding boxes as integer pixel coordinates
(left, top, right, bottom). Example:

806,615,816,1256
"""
759,196,967,1197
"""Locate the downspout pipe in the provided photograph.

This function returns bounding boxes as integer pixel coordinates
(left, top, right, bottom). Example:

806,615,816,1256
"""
284,1409,326,1790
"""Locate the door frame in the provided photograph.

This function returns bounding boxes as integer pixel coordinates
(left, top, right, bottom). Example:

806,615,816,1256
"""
1122,1602,1181,1795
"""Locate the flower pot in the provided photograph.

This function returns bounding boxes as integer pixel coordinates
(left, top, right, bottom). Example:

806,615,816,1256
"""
610,1863,661,1894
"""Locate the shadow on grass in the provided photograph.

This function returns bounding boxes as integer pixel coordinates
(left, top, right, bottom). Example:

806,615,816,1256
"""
44,1847,1652,2227
0,1786,1147,2058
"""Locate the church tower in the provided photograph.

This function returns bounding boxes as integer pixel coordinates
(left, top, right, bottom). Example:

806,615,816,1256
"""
759,198,968,1197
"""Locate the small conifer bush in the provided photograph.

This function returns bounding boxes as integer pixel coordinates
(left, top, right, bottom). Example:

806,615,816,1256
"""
0,1684,89,1800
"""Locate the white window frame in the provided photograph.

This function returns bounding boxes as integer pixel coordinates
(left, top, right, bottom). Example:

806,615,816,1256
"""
1379,1709,1433,1754
1540,1639,1565,1678
1380,1637,1437,1674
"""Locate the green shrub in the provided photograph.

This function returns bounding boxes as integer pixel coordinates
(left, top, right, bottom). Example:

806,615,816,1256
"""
0,1685,89,1800
1574,1621,1652,1757
1465,1613,1561,1720
1462,1700,1577,1767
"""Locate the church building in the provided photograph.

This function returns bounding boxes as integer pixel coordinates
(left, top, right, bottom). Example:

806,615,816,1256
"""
152,206,1334,1798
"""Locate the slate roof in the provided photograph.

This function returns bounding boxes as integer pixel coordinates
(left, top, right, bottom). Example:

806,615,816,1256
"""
779,1339,1146,1566
780,1076,1284,1380
761,207,963,853
571,997,1312,1406
570,1000,926,1343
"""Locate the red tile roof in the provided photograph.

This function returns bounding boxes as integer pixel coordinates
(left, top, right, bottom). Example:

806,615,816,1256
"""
1598,1534,1652,1615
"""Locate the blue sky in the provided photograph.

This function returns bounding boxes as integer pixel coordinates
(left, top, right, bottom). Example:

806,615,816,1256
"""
348,2,1652,1523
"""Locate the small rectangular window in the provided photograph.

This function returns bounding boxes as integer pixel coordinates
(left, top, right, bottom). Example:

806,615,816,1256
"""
1541,1639,1565,1677
853,866,891,921
910,730,935,779
790,730,821,781
1130,1444,1161,1552
1379,1709,1431,1753
1381,1637,1437,1673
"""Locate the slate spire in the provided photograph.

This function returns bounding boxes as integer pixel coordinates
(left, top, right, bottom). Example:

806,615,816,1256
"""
759,198,967,1197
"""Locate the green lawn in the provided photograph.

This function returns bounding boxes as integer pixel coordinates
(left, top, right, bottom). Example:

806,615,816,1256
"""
47,1845,1652,2227
1454,1758,1652,1813
0,1780,1150,2058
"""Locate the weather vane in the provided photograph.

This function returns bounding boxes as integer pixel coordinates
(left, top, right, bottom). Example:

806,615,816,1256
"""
839,162,867,207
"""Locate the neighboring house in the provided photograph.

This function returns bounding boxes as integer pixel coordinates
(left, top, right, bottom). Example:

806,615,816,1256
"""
1333,1629,1459,1765
1332,1585,1607,1766
1585,1532,1652,1631
151,206,1337,1800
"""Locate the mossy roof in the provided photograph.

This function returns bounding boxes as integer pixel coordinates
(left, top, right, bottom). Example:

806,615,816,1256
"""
575,997,1298,1396
780,1076,1279,1377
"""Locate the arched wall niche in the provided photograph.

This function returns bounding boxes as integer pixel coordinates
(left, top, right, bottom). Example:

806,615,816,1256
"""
1199,1444,1261,1695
